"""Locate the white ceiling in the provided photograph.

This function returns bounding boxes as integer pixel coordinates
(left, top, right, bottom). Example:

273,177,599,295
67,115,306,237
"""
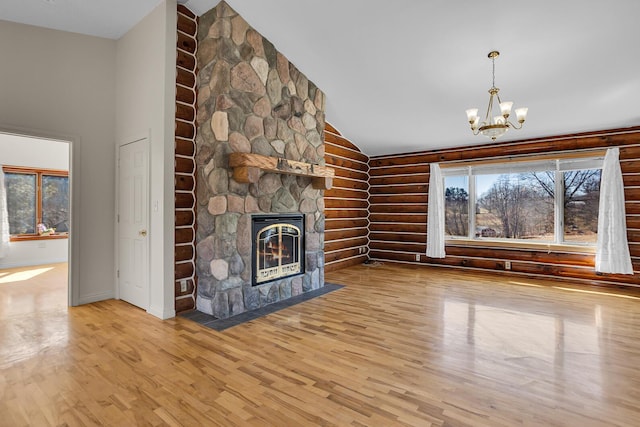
0,0,164,39
2,0,640,156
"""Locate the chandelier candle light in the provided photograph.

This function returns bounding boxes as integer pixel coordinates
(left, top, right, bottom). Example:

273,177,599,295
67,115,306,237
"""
466,51,528,141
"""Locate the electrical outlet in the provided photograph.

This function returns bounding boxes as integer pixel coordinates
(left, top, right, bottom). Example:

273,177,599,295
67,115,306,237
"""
505,261,511,270
415,254,420,261
180,279,188,292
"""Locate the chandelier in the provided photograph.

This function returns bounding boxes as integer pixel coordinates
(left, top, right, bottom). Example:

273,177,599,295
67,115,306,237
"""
465,51,528,141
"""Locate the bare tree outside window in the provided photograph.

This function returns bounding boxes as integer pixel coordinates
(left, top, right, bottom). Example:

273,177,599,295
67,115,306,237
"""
445,187,469,236
443,161,601,245
42,175,69,233
5,173,36,234
3,168,69,237
444,176,469,237
477,173,554,240
563,170,600,243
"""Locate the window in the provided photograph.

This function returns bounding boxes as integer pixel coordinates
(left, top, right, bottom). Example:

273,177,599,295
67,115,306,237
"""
442,155,602,246
444,175,469,238
3,166,69,240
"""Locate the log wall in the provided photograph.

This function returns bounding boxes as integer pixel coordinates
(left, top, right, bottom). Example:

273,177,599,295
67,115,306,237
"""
174,5,197,312
324,123,370,272
369,127,640,287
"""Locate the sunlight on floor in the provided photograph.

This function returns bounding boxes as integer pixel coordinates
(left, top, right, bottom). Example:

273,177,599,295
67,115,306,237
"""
552,286,640,300
509,281,544,288
0,267,54,284
509,280,640,300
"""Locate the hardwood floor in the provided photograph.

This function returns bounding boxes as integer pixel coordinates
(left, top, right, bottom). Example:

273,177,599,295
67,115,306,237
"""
2,262,640,426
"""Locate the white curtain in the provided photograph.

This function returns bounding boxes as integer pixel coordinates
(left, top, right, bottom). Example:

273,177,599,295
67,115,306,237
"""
0,167,10,258
595,147,633,274
426,163,445,258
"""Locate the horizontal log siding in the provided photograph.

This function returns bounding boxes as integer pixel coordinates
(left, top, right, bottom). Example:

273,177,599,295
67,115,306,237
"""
369,126,640,288
324,124,369,271
174,5,197,313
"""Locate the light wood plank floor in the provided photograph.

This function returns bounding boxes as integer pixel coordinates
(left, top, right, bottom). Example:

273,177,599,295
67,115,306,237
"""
2,262,640,426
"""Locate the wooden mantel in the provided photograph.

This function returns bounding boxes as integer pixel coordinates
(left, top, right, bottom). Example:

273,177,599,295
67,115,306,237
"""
229,153,335,190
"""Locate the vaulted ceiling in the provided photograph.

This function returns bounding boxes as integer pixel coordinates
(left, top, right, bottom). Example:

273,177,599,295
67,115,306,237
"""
2,0,640,155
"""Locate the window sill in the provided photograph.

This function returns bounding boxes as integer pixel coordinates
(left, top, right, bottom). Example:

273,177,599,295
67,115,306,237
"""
445,238,596,254
10,234,69,242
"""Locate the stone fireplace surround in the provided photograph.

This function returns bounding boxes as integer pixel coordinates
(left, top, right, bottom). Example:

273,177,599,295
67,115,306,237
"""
194,1,327,319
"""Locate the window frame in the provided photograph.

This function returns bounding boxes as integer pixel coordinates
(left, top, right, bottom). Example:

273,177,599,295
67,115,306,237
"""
440,151,604,250
2,165,69,242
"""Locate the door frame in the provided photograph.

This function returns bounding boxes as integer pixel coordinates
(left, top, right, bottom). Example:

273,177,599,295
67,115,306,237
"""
0,124,75,305
115,133,150,306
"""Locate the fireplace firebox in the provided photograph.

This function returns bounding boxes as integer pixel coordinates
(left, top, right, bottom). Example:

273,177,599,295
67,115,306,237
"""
251,214,305,286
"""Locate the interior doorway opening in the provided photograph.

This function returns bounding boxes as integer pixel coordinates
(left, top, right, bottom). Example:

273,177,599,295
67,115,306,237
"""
0,132,71,307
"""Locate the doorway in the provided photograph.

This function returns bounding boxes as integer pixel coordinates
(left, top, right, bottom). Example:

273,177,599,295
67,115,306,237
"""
0,132,71,306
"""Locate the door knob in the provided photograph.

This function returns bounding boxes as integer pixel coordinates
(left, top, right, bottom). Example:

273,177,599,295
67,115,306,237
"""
139,230,147,237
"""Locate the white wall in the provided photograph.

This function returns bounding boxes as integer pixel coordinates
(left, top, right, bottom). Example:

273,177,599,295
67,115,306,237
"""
0,20,117,304
116,1,177,319
0,134,69,268
0,134,69,170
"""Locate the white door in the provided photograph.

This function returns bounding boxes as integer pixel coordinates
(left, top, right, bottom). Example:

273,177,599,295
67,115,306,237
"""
118,138,149,309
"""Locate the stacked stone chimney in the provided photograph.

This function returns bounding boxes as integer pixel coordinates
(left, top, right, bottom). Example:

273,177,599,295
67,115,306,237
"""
194,1,326,318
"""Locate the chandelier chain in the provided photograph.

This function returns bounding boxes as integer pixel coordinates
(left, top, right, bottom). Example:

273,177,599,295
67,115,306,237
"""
492,55,496,88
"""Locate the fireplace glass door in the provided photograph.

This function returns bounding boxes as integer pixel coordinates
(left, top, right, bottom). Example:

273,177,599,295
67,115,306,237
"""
252,214,304,285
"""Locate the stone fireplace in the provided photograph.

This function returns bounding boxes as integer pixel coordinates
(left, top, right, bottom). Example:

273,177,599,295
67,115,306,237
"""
194,1,327,319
